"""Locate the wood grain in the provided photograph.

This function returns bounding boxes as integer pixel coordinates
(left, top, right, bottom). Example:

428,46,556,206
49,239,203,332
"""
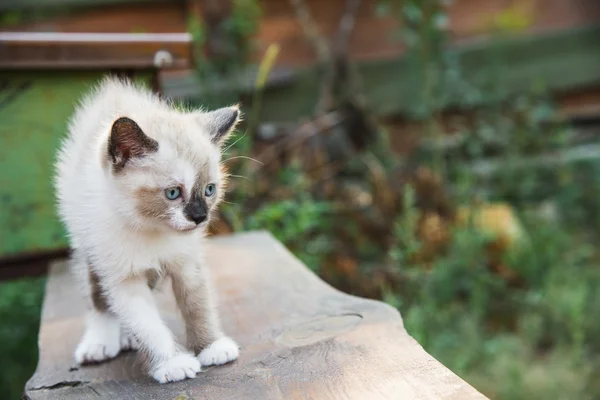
0,32,192,70
24,231,487,400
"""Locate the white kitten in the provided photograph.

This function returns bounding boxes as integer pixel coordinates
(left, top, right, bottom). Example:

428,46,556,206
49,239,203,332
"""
55,77,240,384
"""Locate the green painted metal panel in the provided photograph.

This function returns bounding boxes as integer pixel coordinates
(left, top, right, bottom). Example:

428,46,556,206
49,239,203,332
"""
0,72,151,258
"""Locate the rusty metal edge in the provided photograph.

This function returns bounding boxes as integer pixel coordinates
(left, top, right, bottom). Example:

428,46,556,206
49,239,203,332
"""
0,248,70,281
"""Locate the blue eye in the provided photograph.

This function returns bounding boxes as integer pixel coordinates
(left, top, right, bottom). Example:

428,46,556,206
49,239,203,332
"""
205,184,216,197
165,187,181,200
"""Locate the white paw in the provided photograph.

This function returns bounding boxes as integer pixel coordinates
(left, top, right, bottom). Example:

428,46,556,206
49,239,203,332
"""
197,337,239,367
75,338,121,364
151,353,201,384
75,311,121,364
120,328,139,351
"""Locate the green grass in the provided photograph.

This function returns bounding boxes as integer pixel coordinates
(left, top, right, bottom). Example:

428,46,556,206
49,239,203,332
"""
392,214,600,399
0,277,44,399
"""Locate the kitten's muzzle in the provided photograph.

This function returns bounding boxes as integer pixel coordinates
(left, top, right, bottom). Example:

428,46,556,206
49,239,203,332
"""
184,198,208,225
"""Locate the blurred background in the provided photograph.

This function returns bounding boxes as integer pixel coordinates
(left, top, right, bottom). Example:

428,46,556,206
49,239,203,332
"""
1,0,600,398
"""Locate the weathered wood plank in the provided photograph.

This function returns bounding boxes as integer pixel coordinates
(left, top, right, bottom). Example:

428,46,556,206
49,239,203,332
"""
24,232,487,400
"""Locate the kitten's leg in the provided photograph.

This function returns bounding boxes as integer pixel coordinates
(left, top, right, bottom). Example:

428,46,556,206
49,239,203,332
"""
74,268,122,364
75,310,122,364
120,326,140,352
170,263,239,367
108,275,200,383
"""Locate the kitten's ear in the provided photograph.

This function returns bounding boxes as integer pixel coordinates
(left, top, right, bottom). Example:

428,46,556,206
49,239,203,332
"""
108,117,158,170
201,106,241,146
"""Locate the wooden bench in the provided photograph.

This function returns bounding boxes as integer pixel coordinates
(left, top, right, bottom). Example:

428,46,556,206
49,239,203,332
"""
24,232,487,399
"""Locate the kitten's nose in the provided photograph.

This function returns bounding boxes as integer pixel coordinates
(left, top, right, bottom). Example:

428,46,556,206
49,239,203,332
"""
184,201,207,225
188,210,206,224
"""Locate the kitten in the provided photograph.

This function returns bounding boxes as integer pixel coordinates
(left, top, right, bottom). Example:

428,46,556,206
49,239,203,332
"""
55,77,240,383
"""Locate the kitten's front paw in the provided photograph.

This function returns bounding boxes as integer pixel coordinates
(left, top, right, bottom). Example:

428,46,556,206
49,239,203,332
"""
74,329,121,364
197,337,239,367
151,353,201,384
75,310,122,364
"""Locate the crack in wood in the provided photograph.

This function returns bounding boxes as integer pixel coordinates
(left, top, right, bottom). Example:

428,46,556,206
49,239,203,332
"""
29,380,90,391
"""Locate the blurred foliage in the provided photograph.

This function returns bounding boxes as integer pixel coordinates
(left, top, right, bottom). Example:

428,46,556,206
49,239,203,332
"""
215,1,600,399
224,161,335,271
387,201,600,399
0,278,44,399
2,1,600,399
187,0,262,108
189,0,261,69
481,0,534,33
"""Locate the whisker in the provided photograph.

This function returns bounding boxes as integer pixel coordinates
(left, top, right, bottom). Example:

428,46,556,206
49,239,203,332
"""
228,174,252,181
222,131,248,154
222,200,238,205
209,221,220,233
222,156,264,165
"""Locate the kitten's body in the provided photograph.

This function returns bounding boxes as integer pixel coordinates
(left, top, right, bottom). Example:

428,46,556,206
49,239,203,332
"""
55,78,240,383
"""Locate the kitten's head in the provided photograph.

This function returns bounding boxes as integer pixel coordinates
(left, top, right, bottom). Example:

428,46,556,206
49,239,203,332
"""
105,105,240,233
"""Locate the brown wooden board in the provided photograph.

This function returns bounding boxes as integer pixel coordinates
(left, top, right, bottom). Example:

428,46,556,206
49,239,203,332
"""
253,0,600,67
0,0,168,12
24,232,487,400
0,3,187,34
0,32,192,70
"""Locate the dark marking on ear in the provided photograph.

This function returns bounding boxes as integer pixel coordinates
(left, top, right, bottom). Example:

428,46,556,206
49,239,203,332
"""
206,106,241,145
108,117,158,172
216,108,239,135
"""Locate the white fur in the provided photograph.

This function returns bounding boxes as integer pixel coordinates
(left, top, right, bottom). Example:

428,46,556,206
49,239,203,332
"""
55,78,239,383
120,327,140,351
55,78,223,250
151,353,201,384
198,337,239,367
109,277,179,363
75,309,121,364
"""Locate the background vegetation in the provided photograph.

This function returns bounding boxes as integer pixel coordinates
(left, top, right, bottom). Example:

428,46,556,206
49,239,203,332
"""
2,1,599,399
205,1,600,398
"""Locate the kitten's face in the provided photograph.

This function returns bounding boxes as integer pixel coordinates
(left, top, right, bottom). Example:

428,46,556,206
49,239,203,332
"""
106,107,239,233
